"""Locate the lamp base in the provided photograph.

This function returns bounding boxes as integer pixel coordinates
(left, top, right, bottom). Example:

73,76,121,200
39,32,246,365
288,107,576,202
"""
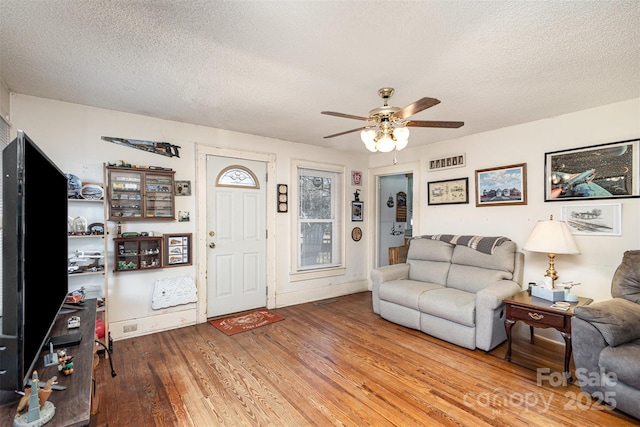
531,285,565,302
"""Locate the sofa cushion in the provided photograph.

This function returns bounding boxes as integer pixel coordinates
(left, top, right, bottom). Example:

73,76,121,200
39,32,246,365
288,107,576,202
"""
418,288,476,327
611,250,640,304
447,264,513,294
574,298,640,347
379,280,445,310
407,259,451,285
599,339,640,388
451,241,517,273
408,238,454,262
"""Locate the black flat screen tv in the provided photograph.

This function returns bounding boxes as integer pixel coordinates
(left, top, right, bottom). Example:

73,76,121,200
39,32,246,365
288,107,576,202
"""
0,130,68,401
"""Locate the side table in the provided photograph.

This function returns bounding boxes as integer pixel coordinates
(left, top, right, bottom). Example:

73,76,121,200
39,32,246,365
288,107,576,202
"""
503,290,592,381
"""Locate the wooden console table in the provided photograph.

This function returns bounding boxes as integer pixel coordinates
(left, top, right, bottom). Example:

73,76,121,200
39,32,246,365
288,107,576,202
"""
503,291,592,382
0,300,97,426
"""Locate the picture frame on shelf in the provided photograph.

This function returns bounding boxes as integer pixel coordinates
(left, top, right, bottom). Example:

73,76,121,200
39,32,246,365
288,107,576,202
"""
544,138,639,201
427,177,469,205
428,153,465,171
351,201,363,222
475,163,527,207
163,233,192,267
560,203,622,236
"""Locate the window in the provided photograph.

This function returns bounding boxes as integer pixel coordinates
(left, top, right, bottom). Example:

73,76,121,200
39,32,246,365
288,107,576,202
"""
216,165,259,188
297,166,343,271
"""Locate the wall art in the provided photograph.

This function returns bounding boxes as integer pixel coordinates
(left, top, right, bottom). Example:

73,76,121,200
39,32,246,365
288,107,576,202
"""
428,153,465,171
163,233,192,267
174,180,191,196
560,203,622,236
351,201,363,221
475,163,527,207
351,171,362,186
427,177,469,205
545,139,639,201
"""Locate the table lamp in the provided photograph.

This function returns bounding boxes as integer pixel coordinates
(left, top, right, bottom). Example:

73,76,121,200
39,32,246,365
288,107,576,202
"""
523,215,580,299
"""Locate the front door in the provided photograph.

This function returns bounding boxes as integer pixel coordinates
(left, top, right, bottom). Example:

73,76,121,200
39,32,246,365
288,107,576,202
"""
206,156,267,317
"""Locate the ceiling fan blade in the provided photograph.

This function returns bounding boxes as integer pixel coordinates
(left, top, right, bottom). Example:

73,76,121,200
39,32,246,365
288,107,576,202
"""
323,127,369,139
393,97,441,119
406,120,464,128
321,111,369,121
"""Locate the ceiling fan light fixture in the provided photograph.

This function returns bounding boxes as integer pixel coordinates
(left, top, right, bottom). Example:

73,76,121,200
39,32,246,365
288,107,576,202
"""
376,133,396,152
393,126,410,151
360,129,378,152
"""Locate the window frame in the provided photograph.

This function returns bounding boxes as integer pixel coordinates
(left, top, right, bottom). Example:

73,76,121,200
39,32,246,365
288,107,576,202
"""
290,160,345,280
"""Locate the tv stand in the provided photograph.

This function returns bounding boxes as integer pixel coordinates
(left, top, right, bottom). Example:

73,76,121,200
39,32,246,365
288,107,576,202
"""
0,299,97,426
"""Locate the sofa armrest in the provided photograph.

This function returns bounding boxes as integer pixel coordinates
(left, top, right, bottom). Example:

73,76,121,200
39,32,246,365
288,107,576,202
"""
371,264,410,314
476,280,522,311
371,264,410,286
574,298,640,346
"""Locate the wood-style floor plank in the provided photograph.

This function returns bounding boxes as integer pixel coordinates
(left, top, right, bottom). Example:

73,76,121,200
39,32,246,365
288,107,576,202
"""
91,292,638,426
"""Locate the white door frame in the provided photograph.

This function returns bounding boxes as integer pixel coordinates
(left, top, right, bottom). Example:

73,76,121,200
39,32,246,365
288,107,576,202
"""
196,145,277,323
367,161,421,272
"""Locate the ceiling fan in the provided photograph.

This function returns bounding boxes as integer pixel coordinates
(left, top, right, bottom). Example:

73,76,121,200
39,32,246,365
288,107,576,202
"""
321,87,464,152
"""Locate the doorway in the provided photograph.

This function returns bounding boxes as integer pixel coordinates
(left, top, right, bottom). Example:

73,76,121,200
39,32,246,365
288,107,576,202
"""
378,174,413,267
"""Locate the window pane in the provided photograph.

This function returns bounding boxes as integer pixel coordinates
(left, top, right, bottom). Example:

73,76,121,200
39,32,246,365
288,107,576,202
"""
300,222,333,267
299,174,332,219
297,167,341,271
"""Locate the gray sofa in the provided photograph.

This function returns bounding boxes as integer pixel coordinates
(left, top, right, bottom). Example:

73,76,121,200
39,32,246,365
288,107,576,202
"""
371,235,524,351
572,250,640,420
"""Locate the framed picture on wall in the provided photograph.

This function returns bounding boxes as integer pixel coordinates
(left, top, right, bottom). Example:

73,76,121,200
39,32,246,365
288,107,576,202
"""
427,177,469,205
351,201,363,221
544,138,639,201
163,233,192,267
475,163,527,207
560,203,622,236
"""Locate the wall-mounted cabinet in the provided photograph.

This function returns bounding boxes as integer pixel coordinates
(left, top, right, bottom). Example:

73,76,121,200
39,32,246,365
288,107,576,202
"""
114,236,163,272
106,166,175,221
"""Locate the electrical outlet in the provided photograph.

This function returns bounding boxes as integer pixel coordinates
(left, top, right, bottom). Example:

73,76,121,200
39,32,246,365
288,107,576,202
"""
123,324,137,333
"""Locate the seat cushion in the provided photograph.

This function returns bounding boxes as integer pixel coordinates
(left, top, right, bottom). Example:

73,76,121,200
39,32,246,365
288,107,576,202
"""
599,339,640,388
418,288,476,327
379,280,444,310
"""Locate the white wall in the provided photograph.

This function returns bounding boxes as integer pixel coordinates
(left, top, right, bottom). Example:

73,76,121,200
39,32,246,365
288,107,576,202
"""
371,98,640,305
9,94,370,340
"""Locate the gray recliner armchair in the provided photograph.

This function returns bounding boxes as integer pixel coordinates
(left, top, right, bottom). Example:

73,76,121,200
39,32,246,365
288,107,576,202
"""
572,250,640,420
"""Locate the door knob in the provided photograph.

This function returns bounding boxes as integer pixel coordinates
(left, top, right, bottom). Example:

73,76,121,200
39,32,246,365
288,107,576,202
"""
209,242,216,249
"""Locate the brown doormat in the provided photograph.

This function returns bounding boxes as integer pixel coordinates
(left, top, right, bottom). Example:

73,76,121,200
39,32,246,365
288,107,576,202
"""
209,309,284,336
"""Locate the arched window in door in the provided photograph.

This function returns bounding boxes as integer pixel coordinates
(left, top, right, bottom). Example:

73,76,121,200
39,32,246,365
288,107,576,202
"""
216,165,260,188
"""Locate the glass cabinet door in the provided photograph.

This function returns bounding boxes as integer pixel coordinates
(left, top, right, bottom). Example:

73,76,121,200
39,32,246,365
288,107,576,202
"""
145,173,174,218
109,170,143,219
107,167,175,221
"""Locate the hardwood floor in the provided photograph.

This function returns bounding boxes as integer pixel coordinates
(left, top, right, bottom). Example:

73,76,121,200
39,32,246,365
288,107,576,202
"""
91,292,638,426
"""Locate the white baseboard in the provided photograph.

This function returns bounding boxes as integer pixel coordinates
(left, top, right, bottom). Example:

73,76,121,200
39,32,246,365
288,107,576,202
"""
110,309,197,341
273,280,368,308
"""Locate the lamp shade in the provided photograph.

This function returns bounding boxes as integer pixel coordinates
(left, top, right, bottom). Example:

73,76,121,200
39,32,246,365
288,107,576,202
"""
523,216,580,255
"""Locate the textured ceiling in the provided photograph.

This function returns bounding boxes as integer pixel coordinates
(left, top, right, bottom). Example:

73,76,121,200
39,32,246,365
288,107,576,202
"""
1,1,639,152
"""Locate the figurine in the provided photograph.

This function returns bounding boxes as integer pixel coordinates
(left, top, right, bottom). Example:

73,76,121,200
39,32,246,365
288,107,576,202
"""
14,371,57,424
57,350,74,376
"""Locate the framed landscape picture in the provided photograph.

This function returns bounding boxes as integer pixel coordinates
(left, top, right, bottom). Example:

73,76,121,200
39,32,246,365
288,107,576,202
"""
427,177,469,205
544,138,639,201
475,163,527,207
